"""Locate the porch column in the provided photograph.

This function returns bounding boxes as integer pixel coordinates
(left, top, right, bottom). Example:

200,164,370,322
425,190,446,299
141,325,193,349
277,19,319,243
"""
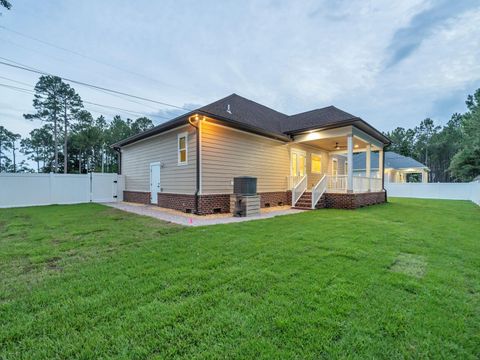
422,169,428,183
347,135,353,192
379,149,384,190
366,144,371,191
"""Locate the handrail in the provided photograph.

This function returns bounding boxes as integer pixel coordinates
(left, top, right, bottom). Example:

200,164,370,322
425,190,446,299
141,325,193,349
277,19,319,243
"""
311,174,327,209
292,175,307,206
287,175,304,189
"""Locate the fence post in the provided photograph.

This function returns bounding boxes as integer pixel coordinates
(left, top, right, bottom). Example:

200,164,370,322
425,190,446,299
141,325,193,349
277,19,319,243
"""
89,172,93,202
49,172,54,204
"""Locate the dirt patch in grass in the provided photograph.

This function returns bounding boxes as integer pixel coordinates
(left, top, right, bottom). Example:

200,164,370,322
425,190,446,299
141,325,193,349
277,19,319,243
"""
45,256,63,271
389,253,426,278
101,207,132,221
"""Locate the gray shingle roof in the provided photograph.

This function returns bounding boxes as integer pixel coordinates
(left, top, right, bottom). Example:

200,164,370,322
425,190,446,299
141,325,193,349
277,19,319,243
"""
281,106,358,133
198,93,288,134
114,93,390,147
353,151,428,170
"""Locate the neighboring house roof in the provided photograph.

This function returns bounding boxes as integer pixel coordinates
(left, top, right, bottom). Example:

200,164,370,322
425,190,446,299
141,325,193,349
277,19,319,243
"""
353,151,429,171
113,93,390,147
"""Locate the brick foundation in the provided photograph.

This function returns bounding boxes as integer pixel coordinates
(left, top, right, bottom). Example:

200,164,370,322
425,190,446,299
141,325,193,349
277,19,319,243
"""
260,191,292,207
126,190,385,212
198,194,231,214
158,193,196,213
324,191,386,209
154,191,293,215
123,191,150,204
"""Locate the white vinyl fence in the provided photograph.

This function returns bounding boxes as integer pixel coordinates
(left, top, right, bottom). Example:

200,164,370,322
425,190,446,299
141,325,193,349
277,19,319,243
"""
0,173,125,208
385,181,480,206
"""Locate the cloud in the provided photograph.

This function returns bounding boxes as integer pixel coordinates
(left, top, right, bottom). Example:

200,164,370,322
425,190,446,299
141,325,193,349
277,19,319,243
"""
384,0,479,68
0,0,480,143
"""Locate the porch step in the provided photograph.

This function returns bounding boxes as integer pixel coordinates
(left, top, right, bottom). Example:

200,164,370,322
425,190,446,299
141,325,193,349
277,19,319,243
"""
292,192,326,210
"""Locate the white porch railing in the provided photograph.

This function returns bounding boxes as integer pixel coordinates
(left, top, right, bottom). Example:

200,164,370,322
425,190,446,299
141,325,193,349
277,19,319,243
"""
311,174,327,209
292,175,307,206
353,176,369,192
327,175,348,192
326,175,383,193
370,177,382,192
287,175,304,190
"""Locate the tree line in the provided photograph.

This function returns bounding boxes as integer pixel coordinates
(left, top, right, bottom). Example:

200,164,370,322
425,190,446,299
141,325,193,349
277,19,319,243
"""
1,76,479,182
0,75,154,174
384,88,480,182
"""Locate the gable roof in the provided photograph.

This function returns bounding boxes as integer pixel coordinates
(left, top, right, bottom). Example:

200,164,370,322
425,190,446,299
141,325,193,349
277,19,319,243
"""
113,93,390,147
353,151,428,171
198,93,288,134
281,106,358,133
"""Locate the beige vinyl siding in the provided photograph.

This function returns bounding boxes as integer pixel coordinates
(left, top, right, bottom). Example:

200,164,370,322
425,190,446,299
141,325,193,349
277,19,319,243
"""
121,126,196,194
201,122,290,194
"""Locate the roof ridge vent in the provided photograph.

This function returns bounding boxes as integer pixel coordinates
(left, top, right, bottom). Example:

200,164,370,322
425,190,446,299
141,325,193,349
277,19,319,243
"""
226,104,232,114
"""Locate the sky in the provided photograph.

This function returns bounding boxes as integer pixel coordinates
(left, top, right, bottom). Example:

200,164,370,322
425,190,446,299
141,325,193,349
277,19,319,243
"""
1,0,480,141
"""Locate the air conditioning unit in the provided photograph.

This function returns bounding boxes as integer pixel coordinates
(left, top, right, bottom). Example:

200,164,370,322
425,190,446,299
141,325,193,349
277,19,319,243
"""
230,177,260,217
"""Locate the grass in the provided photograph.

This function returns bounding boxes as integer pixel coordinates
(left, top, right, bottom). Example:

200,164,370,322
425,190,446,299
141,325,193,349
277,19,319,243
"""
0,198,479,359
389,253,427,278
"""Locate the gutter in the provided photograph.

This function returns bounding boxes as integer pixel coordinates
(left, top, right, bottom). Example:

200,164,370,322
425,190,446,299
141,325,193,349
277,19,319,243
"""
196,110,292,142
113,147,122,175
188,115,201,215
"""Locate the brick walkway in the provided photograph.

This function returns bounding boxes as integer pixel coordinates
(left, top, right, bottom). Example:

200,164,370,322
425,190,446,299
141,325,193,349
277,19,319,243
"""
103,202,305,227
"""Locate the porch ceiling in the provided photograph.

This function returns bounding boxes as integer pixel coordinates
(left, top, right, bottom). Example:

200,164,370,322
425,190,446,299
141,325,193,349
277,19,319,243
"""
301,136,369,152
292,125,384,150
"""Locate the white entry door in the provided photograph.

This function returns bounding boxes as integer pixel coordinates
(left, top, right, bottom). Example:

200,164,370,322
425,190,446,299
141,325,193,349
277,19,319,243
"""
150,163,161,204
291,150,306,177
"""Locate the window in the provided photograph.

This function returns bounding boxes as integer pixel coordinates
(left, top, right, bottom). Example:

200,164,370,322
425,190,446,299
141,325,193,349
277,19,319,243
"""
177,132,188,165
311,154,322,174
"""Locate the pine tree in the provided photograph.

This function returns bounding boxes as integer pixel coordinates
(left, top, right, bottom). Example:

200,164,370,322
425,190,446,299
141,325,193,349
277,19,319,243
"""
60,84,83,173
24,76,83,173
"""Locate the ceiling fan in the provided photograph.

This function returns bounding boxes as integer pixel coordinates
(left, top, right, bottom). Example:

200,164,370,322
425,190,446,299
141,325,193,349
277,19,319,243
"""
334,142,360,150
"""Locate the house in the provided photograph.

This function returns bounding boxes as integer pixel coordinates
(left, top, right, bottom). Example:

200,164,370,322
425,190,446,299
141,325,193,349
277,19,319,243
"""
112,94,390,214
353,151,429,183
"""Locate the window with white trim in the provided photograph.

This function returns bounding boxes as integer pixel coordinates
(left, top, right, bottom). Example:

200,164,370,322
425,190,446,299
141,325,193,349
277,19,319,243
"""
177,132,188,165
311,154,322,174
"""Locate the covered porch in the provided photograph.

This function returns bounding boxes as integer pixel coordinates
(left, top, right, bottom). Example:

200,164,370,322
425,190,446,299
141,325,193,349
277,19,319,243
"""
287,125,386,209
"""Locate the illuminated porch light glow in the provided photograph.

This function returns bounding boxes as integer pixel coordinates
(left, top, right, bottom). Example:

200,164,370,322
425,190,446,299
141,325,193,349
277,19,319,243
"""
304,132,321,141
354,144,359,148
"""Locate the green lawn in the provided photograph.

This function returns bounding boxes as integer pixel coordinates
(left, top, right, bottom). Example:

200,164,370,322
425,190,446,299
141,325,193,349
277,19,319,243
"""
1,198,479,359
